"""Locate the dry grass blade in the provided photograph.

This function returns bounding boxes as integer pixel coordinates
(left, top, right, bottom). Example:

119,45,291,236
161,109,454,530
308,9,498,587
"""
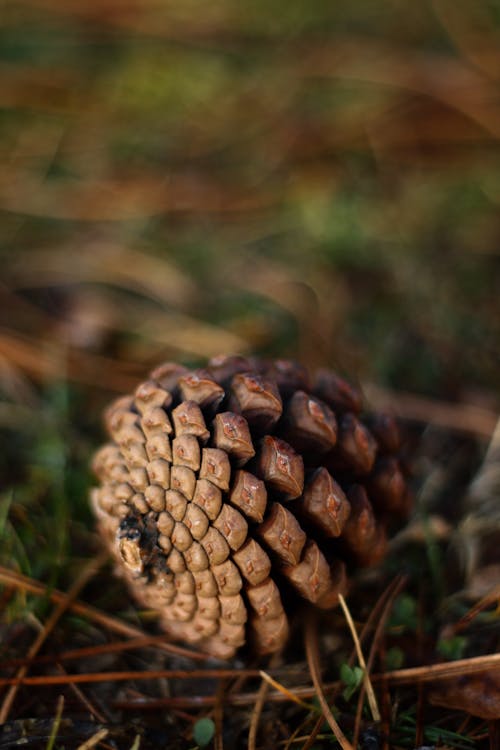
304,614,354,750
0,552,107,723
46,695,65,750
338,593,380,722
76,728,110,750
258,671,315,712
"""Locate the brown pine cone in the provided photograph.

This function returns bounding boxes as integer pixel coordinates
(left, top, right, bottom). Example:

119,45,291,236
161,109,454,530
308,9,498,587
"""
91,355,411,658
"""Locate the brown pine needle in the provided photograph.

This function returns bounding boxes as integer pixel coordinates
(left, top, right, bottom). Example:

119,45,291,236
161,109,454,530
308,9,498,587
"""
281,714,315,750
304,615,354,750
0,653,493,695
0,669,261,688
0,552,107,724
248,675,270,750
328,574,405,708
352,575,407,749
106,650,500,711
444,582,500,636
258,671,315,712
0,564,208,662
214,680,225,750
64,672,108,724
300,713,326,750
338,593,380,722
0,633,203,669
375,652,500,684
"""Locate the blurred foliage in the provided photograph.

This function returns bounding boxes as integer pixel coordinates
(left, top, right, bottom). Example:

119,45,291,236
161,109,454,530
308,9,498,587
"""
0,0,499,399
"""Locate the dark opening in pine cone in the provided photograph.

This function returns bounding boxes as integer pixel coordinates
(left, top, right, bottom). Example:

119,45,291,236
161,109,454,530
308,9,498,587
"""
91,356,411,659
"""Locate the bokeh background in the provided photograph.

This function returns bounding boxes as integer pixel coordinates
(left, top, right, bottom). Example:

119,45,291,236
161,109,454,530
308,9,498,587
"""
1,0,499,399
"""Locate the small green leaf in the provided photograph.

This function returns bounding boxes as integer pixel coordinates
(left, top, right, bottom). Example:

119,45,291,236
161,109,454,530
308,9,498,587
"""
193,717,215,747
389,594,418,632
353,667,363,682
340,662,354,684
385,646,405,670
437,635,467,661
340,663,364,701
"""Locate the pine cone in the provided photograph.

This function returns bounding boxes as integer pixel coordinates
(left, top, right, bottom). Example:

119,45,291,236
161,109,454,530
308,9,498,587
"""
91,355,411,658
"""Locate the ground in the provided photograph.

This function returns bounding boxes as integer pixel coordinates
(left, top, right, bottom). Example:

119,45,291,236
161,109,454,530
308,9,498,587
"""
0,1,499,747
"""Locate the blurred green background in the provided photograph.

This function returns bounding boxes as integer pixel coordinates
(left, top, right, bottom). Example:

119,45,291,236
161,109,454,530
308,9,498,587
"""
1,0,499,393
1,0,499,586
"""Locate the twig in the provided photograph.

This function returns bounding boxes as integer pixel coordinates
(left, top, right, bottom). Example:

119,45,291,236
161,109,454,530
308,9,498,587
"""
304,613,354,750
338,593,380,722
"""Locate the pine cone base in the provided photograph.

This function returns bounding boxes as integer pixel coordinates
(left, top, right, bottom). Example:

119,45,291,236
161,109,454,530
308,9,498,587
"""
91,356,411,658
